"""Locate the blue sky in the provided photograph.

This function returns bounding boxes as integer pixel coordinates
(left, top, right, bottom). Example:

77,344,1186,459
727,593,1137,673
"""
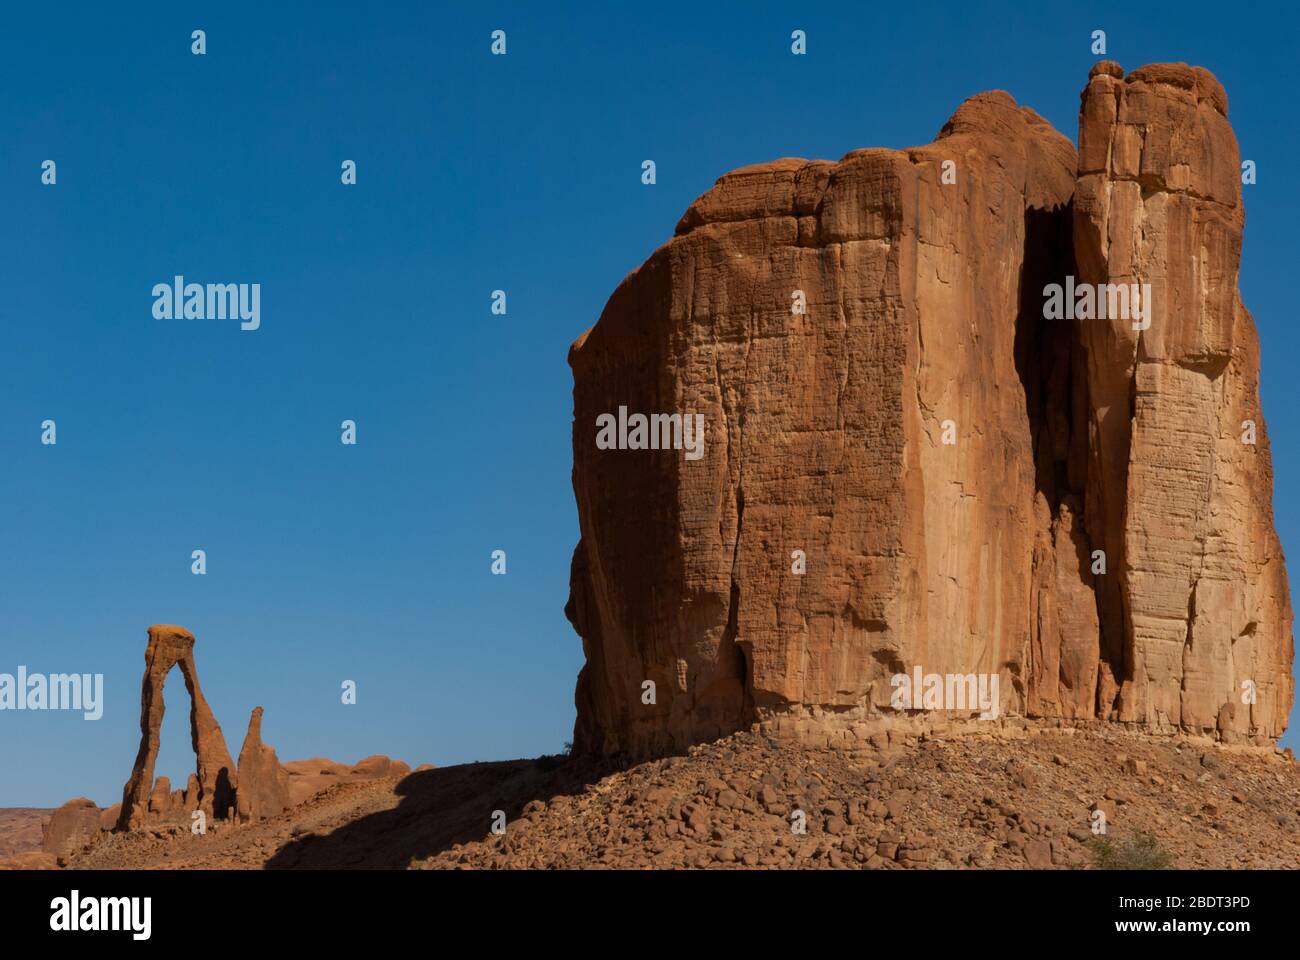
2,2,1297,805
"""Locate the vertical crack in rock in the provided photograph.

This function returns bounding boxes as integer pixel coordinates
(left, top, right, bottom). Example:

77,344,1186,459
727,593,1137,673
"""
722,487,749,718
567,62,1293,757
1015,199,1102,721
713,302,755,734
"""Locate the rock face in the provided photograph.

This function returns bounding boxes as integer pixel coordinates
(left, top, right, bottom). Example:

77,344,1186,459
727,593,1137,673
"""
235,707,291,822
41,798,101,857
98,804,120,830
1072,62,1292,740
566,63,1292,757
117,625,237,829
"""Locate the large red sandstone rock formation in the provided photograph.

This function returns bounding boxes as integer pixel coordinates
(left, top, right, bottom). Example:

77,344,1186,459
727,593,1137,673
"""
27,624,416,847
566,62,1293,757
117,625,237,828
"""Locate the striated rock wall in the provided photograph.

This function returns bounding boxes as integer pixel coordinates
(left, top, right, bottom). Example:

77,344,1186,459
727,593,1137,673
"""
567,63,1293,757
1073,61,1292,739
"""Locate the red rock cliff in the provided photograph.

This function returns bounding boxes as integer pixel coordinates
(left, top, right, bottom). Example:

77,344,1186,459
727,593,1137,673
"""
566,63,1293,756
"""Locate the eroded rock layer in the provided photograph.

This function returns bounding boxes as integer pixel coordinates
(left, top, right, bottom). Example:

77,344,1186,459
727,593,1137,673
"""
567,63,1292,756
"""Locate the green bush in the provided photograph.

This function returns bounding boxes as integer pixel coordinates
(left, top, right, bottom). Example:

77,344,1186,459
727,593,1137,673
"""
1087,831,1174,870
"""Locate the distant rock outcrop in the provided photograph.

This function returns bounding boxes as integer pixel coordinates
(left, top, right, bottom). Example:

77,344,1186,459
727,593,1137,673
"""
20,624,419,865
147,775,173,816
41,798,101,858
235,707,291,823
107,624,415,836
282,756,413,807
566,62,1293,757
117,625,236,829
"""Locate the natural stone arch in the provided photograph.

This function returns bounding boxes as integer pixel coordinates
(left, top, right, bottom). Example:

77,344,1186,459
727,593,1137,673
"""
117,625,236,829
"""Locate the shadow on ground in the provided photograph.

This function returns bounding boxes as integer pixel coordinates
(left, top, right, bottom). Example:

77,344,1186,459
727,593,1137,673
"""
264,753,627,869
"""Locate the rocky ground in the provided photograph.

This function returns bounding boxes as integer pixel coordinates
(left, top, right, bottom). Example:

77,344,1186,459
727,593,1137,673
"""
416,727,1300,870
9,724,1298,869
